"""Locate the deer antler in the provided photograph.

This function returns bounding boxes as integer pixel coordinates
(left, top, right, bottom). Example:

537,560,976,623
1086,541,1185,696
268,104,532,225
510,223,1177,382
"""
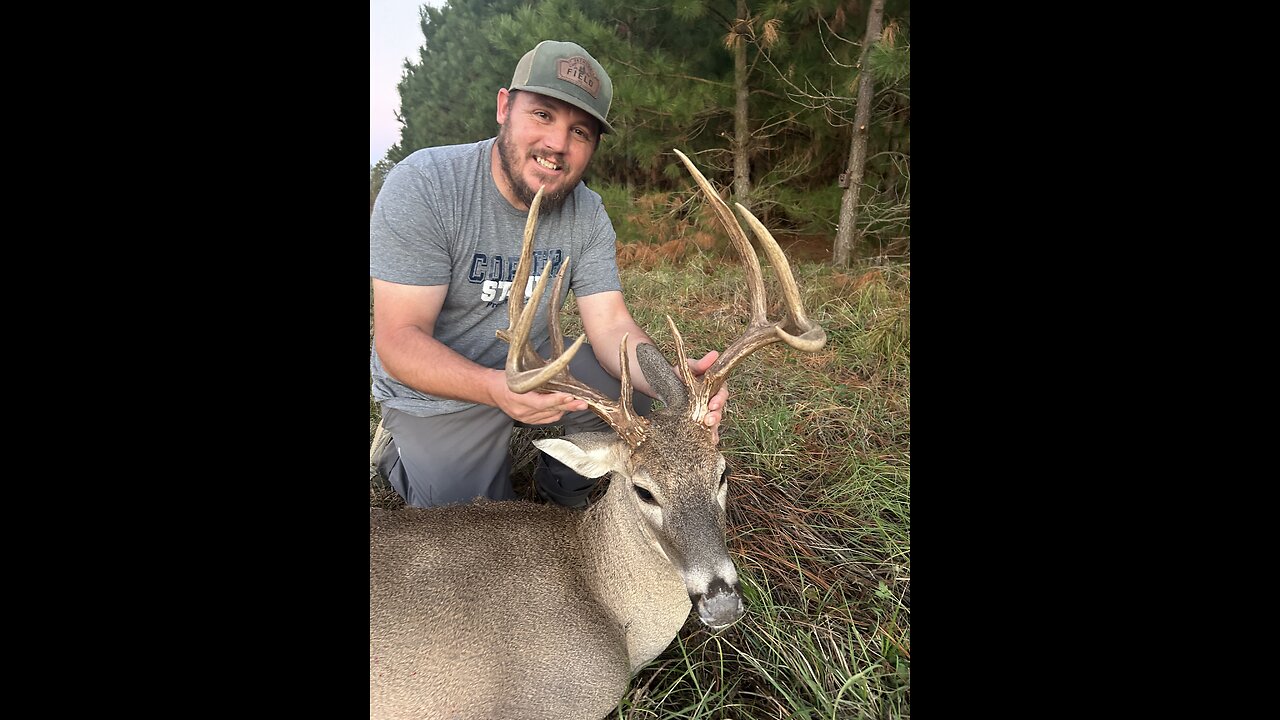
495,186,651,448
669,149,827,423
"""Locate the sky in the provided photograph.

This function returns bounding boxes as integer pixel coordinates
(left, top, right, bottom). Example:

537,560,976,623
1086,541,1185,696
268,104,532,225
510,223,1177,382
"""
370,0,445,167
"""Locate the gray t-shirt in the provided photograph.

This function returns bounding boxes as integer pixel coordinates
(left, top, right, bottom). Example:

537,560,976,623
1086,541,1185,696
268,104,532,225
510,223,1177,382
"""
369,138,622,417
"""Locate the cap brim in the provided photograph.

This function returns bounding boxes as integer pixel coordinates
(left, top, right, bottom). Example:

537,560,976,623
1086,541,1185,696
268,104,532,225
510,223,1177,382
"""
510,85,614,135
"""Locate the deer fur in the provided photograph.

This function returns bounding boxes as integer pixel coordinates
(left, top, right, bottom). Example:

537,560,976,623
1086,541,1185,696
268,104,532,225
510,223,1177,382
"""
370,347,738,720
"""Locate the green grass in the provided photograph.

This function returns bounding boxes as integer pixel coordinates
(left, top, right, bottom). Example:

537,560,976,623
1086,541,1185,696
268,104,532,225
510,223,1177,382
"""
370,224,911,718
610,248,910,719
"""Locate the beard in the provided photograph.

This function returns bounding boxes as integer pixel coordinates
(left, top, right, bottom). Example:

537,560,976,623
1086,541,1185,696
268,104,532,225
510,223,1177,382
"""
495,124,575,215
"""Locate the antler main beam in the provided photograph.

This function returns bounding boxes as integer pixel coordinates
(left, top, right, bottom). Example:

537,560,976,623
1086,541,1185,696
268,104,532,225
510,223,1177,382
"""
496,186,651,448
670,149,827,422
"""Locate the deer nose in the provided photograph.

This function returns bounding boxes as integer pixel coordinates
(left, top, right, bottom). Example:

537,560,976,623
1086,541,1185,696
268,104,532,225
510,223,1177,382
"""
694,578,744,630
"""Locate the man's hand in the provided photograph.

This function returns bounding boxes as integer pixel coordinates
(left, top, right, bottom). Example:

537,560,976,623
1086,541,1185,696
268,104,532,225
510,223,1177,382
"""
685,350,730,442
486,371,588,425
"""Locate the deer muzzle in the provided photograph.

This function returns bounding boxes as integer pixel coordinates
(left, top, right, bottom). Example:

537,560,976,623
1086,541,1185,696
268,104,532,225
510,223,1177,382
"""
695,577,744,630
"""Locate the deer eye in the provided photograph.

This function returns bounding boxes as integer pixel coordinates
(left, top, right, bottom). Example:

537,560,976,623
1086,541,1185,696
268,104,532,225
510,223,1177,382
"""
633,484,660,506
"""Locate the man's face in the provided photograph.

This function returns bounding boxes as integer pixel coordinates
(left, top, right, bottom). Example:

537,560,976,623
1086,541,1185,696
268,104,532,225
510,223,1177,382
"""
494,89,600,213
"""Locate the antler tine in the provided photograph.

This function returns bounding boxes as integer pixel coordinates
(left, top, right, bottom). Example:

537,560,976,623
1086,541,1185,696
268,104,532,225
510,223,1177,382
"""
547,254,568,359
495,186,651,447
735,203,828,352
665,315,697,391
499,186,548,369
616,333,639,423
505,258,586,393
672,150,767,324
505,186,541,336
667,150,827,423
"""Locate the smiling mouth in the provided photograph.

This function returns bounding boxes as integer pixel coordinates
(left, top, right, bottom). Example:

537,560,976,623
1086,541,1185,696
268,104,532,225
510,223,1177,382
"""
533,155,562,172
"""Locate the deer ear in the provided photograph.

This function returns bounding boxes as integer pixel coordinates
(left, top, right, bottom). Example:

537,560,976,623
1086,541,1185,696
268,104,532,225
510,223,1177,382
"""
534,434,630,479
636,343,688,411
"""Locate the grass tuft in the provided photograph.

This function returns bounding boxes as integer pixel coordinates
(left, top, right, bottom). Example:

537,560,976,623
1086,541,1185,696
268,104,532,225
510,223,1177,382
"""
609,245,910,719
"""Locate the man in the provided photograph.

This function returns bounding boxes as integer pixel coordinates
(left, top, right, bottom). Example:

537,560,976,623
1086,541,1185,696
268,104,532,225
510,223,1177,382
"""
369,40,727,508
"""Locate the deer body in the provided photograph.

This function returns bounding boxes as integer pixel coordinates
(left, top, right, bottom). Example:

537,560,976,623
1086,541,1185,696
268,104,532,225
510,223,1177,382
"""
370,413,723,720
370,150,825,719
370,502,635,720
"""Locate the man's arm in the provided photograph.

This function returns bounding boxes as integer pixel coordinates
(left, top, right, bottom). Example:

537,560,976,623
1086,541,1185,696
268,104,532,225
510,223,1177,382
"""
372,278,587,425
576,290,728,436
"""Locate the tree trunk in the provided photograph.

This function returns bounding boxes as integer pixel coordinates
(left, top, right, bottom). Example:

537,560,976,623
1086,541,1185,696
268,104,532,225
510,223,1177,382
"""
833,0,886,268
733,0,751,209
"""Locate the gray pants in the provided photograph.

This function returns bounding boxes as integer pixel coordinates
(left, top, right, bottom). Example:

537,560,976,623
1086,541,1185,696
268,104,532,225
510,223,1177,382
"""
375,341,653,508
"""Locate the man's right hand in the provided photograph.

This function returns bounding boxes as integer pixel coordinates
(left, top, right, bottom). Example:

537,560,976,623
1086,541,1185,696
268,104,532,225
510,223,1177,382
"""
486,370,589,425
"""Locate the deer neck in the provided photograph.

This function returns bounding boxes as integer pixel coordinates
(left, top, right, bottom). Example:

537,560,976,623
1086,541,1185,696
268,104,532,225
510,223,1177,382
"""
576,475,692,671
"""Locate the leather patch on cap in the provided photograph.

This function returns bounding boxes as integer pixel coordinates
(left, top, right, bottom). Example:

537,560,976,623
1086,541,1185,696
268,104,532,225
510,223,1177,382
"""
556,56,600,99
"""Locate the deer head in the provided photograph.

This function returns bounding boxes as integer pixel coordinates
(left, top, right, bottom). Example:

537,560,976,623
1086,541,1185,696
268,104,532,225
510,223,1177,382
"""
496,149,826,630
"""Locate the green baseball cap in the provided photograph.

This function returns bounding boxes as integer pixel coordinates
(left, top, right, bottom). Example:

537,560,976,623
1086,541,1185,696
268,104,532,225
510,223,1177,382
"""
509,40,615,134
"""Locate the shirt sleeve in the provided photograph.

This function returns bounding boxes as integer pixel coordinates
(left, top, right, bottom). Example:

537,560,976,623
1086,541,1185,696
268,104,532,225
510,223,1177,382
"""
569,199,622,298
369,162,453,286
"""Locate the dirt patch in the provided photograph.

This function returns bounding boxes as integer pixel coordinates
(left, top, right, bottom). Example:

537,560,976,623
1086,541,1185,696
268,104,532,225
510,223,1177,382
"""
774,234,833,263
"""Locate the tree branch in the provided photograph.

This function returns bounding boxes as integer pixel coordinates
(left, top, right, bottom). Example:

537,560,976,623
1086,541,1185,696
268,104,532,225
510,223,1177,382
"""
612,58,732,88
